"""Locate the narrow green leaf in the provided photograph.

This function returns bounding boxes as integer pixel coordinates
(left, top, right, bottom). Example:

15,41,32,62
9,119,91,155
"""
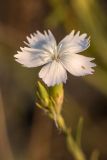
76,117,84,147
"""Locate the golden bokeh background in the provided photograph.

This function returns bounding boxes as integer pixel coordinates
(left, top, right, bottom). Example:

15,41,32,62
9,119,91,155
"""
0,0,107,159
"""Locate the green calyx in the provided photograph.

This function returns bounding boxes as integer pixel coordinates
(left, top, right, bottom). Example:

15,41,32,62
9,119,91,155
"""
37,81,49,107
36,81,64,123
49,83,64,114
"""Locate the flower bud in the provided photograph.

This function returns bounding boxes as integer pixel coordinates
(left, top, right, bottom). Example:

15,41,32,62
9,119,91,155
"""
37,81,49,107
49,83,64,114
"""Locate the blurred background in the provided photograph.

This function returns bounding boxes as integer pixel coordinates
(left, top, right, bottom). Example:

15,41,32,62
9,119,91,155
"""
0,0,107,159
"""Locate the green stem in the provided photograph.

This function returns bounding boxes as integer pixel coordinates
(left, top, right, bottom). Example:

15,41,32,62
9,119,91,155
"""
36,82,86,160
57,115,86,160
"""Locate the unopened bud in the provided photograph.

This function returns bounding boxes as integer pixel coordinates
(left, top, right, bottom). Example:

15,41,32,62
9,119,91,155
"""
37,81,49,107
49,83,64,114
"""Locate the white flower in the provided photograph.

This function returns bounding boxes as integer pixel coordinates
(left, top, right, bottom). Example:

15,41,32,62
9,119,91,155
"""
14,30,96,86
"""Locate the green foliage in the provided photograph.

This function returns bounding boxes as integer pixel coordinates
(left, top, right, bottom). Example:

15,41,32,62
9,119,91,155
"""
76,117,84,147
36,81,101,160
36,81,86,160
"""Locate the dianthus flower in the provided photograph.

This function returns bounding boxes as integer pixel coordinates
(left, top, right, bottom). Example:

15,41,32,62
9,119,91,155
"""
14,30,96,86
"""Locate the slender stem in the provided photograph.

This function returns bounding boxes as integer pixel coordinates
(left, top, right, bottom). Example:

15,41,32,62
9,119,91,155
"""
57,114,86,160
37,82,86,160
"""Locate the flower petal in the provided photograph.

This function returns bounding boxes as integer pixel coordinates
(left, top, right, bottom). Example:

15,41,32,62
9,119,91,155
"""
25,30,57,55
60,54,96,76
58,30,90,56
14,30,58,67
39,60,67,86
14,48,52,68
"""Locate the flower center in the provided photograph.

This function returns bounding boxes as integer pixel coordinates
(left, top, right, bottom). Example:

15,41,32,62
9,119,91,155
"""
51,46,60,61
52,54,58,60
